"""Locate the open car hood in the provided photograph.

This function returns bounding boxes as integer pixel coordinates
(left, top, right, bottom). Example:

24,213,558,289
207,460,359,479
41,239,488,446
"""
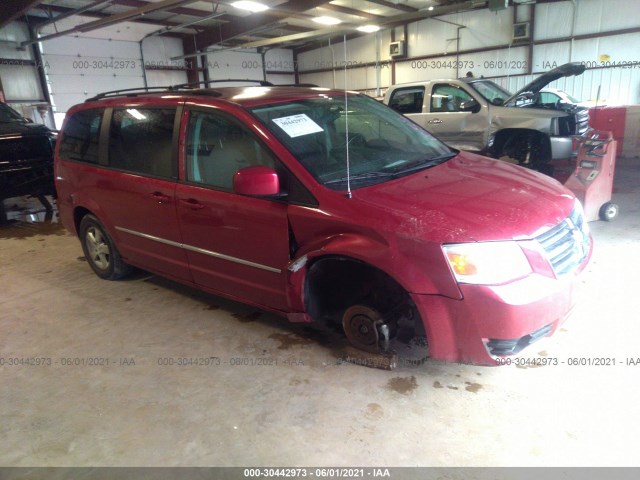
505,62,586,105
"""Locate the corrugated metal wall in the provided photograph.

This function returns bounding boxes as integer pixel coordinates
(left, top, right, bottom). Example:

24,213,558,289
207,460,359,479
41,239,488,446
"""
0,22,52,126
297,30,393,96
298,0,640,104
41,36,144,113
204,48,295,85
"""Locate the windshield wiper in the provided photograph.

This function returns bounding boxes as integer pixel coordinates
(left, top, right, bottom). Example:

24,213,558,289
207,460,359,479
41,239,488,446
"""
323,152,456,187
324,170,396,186
389,152,457,175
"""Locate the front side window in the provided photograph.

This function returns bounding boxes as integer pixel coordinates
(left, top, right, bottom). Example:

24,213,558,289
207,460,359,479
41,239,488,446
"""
251,94,454,190
186,110,275,190
58,108,103,164
108,108,176,178
430,84,475,112
388,87,425,114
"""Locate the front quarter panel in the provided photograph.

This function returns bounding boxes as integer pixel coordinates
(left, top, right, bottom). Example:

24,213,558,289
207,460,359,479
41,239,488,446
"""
489,105,566,135
284,203,464,316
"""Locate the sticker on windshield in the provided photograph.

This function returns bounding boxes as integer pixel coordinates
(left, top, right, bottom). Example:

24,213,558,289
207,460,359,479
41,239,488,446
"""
272,114,324,138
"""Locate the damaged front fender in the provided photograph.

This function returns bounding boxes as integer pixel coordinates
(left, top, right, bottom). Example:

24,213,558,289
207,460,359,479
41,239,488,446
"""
284,234,390,323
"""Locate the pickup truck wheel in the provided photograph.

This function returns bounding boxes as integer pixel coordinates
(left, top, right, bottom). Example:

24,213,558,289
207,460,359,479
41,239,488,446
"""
79,214,131,280
502,133,551,173
599,202,619,221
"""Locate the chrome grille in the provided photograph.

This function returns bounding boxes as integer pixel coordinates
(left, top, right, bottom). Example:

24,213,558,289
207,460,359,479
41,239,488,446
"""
575,109,590,136
536,208,590,276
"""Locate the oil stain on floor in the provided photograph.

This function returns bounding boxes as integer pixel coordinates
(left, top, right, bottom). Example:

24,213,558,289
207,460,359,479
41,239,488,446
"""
232,311,263,323
268,332,314,350
0,196,66,240
0,220,66,240
364,403,384,420
387,375,418,395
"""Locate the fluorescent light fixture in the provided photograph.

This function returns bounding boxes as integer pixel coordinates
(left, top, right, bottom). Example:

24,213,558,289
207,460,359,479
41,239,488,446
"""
428,6,434,10
232,1,269,12
357,24,380,33
313,16,342,25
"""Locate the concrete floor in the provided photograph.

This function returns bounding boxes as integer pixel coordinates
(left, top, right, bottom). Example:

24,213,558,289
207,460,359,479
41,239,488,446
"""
1,159,639,467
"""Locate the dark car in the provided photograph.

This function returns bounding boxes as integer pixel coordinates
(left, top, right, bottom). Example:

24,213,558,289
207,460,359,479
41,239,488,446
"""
0,102,57,201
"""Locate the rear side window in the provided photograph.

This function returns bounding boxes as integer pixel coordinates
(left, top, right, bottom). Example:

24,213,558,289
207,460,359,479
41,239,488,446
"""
59,109,103,164
388,87,424,114
109,108,176,179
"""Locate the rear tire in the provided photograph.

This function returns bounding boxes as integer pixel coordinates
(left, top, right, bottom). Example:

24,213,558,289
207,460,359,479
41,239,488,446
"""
79,214,131,280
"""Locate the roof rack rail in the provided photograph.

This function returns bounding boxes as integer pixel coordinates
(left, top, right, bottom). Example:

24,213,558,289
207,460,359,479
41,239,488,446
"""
86,86,178,102
86,79,276,102
86,79,323,103
172,79,274,89
276,83,319,87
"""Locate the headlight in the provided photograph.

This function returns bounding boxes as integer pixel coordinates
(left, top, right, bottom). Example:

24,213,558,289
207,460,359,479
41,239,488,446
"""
571,198,589,236
443,241,532,285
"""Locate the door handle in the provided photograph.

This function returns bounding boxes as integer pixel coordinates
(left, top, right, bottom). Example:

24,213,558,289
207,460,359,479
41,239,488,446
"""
180,198,205,210
149,191,170,203
428,119,443,124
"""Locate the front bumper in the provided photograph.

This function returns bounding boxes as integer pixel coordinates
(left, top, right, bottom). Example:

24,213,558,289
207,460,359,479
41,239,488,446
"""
550,135,579,159
412,270,582,365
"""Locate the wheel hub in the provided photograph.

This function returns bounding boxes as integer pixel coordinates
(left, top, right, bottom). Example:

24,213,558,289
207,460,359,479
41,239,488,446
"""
342,305,383,353
86,227,110,270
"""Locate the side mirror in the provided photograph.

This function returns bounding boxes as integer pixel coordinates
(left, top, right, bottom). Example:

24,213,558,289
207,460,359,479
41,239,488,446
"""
233,166,280,196
491,97,504,106
460,99,481,113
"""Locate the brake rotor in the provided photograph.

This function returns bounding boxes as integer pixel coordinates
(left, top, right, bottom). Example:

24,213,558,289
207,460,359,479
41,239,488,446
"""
342,305,383,353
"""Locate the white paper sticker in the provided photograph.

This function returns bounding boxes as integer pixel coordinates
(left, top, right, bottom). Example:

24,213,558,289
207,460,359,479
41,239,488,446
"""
272,114,324,138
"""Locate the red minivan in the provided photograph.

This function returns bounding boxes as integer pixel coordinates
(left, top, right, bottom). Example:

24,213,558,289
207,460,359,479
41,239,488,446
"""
54,85,592,365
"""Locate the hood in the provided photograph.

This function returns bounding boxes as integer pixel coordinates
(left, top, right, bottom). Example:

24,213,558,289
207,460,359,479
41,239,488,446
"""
352,151,575,243
0,122,53,138
505,62,586,105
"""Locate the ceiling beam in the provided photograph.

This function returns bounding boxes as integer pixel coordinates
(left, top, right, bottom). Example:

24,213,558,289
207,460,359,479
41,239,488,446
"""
320,4,386,21
193,0,328,50
289,0,480,53
0,0,46,28
365,0,418,13
35,0,114,29
21,0,203,46
240,27,350,49
71,0,202,33
29,4,196,30
375,0,477,26
111,0,216,18
279,25,315,33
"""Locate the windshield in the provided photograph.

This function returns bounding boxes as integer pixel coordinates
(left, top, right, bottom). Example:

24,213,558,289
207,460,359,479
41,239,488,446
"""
250,94,454,189
563,92,580,103
0,103,27,124
558,92,580,103
467,80,512,105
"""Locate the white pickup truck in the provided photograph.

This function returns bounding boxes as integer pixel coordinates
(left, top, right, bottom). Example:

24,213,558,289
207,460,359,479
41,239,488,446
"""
384,63,589,174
